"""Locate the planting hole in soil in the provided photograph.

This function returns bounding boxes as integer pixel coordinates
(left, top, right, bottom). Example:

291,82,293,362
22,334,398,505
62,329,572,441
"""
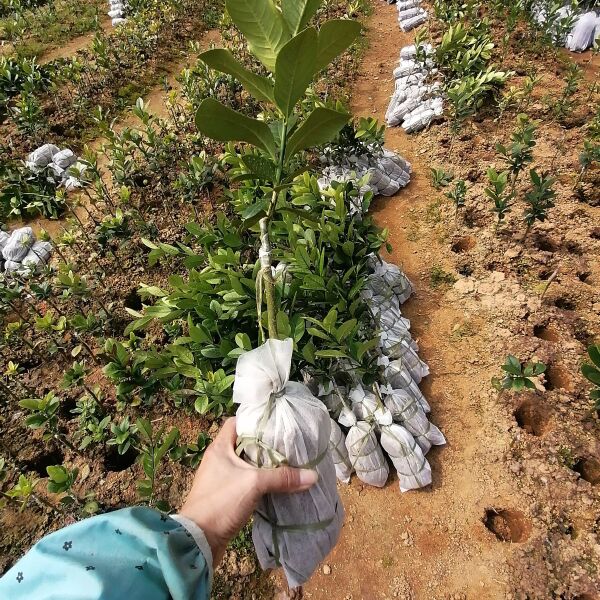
564,241,583,255
483,508,532,543
124,289,143,311
533,323,560,342
451,236,475,254
534,236,558,253
577,270,591,283
538,268,555,281
25,448,65,478
572,457,600,485
458,263,474,277
545,364,574,392
514,398,552,436
104,447,138,473
554,296,576,311
590,228,600,240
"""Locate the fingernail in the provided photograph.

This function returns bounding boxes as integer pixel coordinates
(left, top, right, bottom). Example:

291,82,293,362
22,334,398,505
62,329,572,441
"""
299,469,318,487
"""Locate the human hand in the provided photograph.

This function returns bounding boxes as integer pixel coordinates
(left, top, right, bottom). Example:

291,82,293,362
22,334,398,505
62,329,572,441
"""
179,417,319,566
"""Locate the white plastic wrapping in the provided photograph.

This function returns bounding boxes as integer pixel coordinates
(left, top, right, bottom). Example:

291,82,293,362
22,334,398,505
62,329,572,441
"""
234,338,343,589
20,241,53,273
25,144,60,171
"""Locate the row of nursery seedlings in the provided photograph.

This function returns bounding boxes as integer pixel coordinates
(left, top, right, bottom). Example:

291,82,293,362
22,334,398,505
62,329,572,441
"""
108,0,129,25
386,43,443,133
383,0,428,32
532,3,600,52
324,255,445,491
318,147,412,211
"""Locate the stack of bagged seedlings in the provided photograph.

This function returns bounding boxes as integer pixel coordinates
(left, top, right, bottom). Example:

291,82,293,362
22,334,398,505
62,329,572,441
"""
318,147,412,211
320,251,445,492
0,227,52,274
108,0,129,25
382,0,428,31
26,144,88,191
386,43,443,133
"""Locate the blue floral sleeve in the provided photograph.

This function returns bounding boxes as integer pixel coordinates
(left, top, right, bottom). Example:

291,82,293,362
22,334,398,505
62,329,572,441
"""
0,507,212,600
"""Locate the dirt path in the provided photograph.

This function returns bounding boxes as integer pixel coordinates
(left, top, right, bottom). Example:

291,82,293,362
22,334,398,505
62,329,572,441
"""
39,16,113,64
302,5,528,599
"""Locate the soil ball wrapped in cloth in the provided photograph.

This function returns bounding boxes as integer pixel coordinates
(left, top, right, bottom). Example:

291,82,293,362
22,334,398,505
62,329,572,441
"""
234,338,344,589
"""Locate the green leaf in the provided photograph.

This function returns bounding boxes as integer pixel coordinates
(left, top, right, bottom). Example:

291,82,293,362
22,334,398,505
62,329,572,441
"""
46,466,67,483
242,155,278,182
198,48,274,103
588,344,600,368
302,340,316,364
225,0,290,71
281,0,320,35
335,319,357,342
286,107,350,160
196,99,277,158
276,311,291,337
316,349,347,359
274,27,318,117
502,355,522,376
315,20,362,72
582,364,600,386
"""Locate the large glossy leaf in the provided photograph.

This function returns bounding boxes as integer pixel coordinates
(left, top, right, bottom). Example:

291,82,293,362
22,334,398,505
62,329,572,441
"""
274,27,318,117
225,0,290,71
286,107,349,160
198,49,274,103
315,19,362,72
281,0,320,35
195,99,277,158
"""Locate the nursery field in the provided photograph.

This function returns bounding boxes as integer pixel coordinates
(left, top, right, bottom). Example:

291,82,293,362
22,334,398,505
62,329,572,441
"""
0,0,599,599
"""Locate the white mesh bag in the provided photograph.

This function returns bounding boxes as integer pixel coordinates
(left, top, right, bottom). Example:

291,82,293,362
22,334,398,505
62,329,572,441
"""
381,342,429,384
383,388,445,454
234,338,343,589
380,422,432,492
381,361,430,412
338,406,389,487
2,228,35,262
25,144,60,171
329,418,353,483
20,241,53,273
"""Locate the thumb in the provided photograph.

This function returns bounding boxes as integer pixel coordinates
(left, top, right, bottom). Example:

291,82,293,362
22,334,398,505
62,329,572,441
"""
256,466,319,495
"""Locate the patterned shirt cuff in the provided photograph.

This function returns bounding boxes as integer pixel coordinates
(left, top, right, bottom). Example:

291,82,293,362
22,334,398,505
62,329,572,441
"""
171,514,214,586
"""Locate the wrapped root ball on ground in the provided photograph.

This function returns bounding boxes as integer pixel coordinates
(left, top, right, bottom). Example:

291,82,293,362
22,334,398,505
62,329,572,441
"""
384,342,429,384
367,256,413,304
329,419,353,483
566,12,600,52
339,406,389,487
380,423,432,492
20,241,53,273
381,359,430,412
0,232,9,252
2,227,35,262
25,144,60,171
383,389,446,453
234,338,343,589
